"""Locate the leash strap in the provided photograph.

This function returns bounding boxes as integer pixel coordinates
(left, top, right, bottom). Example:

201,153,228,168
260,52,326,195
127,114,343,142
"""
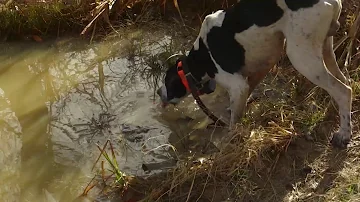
178,56,228,127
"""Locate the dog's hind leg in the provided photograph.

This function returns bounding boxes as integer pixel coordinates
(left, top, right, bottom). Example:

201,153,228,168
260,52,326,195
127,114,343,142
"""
283,2,352,148
323,36,349,84
285,36,352,149
323,0,347,83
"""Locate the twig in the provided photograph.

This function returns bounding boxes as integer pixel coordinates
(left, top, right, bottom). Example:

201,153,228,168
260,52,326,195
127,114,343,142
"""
81,6,105,36
92,139,110,171
90,20,97,44
173,0,185,26
81,174,98,196
185,171,197,202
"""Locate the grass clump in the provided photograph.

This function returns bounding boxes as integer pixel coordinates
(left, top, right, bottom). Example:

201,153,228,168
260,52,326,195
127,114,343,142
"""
0,1,94,40
0,0,237,41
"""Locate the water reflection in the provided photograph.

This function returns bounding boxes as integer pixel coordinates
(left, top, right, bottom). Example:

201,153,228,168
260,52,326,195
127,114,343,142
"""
0,30,188,202
0,89,22,201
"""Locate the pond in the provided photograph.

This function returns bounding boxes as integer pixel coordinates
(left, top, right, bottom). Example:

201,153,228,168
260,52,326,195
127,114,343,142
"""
0,26,231,202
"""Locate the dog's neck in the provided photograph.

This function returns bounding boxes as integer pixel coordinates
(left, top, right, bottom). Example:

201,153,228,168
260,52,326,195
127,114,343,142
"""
184,37,218,83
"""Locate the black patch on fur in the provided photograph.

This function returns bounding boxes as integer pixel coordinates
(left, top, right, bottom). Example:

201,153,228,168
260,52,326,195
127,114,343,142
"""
223,0,284,33
285,0,319,11
205,0,284,74
207,27,246,74
186,38,218,80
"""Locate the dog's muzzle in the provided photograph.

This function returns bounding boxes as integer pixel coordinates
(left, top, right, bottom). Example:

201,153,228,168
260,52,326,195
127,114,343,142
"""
157,86,182,107
157,86,169,107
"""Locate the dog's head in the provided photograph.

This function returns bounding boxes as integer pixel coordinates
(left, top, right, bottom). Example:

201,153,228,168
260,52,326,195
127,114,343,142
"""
157,58,190,107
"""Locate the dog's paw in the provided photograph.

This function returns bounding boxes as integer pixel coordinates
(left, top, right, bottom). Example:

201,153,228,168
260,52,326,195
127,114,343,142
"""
330,130,351,149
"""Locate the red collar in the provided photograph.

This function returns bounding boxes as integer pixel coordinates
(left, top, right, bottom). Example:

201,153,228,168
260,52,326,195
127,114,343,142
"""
177,61,203,95
177,61,191,92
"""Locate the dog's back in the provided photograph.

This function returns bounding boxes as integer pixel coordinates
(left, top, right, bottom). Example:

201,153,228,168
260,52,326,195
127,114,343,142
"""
192,0,341,76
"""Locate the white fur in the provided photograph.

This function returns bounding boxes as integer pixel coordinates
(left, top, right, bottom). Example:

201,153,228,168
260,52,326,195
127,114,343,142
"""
193,10,226,51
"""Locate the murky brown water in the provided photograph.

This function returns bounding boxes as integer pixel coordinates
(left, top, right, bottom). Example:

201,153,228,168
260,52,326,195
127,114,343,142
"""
0,27,230,202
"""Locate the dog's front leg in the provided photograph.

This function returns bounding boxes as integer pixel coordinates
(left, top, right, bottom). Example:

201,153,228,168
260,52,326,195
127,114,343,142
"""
216,72,249,129
228,84,249,128
225,74,249,129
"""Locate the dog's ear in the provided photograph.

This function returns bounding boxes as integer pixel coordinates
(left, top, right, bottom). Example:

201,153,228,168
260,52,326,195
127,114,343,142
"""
164,57,183,77
163,54,184,70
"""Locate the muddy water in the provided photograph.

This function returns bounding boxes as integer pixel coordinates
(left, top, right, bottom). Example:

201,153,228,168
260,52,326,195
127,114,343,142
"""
0,28,229,202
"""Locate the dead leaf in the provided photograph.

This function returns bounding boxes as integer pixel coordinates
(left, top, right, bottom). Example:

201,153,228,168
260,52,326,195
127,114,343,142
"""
32,35,43,42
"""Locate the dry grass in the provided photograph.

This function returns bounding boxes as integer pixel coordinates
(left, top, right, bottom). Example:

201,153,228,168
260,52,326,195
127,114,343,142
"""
0,0,143,40
0,0,237,40
0,1,93,40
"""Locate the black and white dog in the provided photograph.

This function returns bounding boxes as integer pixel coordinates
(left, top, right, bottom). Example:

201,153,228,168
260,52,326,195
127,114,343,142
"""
157,0,353,148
